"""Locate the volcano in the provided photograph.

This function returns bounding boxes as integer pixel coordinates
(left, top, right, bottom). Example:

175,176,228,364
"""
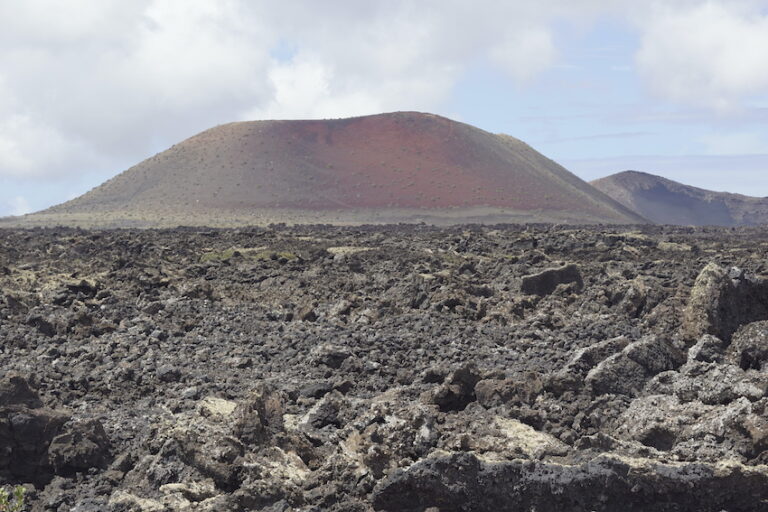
592,170,768,227
20,112,646,227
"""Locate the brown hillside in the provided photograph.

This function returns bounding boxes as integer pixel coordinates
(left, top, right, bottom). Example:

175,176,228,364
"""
592,170,768,227
30,112,646,226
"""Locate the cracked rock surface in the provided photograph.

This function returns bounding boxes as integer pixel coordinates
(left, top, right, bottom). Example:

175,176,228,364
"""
2,225,768,511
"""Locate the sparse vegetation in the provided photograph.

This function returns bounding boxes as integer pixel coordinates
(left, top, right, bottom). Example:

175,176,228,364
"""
0,486,26,512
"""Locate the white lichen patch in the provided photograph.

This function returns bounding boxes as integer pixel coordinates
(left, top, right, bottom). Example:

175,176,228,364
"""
198,397,238,418
327,246,371,256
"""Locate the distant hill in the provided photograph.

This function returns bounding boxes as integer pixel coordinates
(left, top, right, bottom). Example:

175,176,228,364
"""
592,170,768,226
12,112,646,227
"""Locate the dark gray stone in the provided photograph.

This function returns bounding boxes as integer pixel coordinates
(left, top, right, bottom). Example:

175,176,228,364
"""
728,321,768,370
372,452,768,512
48,419,111,475
521,264,583,296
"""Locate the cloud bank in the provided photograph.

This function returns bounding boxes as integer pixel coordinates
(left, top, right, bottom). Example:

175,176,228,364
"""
0,0,766,190
635,0,768,111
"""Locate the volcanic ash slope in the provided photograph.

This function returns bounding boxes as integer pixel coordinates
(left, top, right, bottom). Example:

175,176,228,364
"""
21,112,646,227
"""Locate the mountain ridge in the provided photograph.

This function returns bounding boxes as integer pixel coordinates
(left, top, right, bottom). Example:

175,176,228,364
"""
592,170,768,226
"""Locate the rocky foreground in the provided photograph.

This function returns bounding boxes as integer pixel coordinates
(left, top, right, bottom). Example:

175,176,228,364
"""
2,225,768,511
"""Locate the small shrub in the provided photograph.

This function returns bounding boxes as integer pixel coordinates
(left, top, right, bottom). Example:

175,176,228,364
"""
0,486,26,512
200,248,237,262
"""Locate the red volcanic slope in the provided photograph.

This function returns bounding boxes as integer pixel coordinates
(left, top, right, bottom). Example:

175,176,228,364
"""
46,112,646,224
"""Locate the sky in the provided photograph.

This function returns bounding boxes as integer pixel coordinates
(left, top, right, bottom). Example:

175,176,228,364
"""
1,0,768,217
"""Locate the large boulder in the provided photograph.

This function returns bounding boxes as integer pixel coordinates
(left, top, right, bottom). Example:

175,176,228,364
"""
302,391,346,429
0,374,43,409
565,337,632,375
687,334,726,364
521,264,583,297
0,408,69,482
671,363,768,405
545,337,630,394
340,394,439,480
585,353,648,396
682,263,768,343
0,375,69,482
48,419,112,475
613,393,765,459
231,384,286,446
728,321,768,370
421,364,482,412
624,335,686,374
372,452,768,512
0,375,112,483
475,372,543,408
585,336,685,396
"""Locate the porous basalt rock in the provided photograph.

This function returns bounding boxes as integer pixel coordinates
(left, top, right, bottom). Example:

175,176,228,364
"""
3,226,768,510
521,263,583,296
48,418,112,475
0,375,110,484
421,364,482,412
372,452,768,512
682,263,768,343
728,321,768,370
585,336,685,396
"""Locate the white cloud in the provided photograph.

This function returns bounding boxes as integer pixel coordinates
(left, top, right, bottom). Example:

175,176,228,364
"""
0,114,96,177
252,56,383,120
634,1,768,111
0,1,149,43
2,0,767,203
0,0,588,182
226,1,587,120
489,27,557,83
119,0,272,107
0,0,276,175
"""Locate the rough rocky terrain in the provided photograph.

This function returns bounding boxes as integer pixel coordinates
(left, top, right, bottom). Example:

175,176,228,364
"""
2,224,768,511
592,170,768,227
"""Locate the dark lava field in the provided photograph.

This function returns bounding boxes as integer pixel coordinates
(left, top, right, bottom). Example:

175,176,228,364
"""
3,225,768,511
